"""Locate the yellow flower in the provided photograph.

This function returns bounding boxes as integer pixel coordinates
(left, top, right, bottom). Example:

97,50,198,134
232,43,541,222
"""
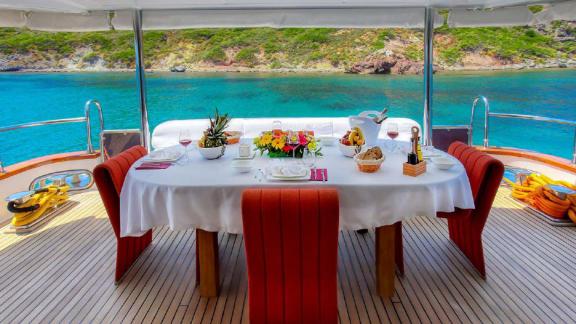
271,137,285,150
307,141,317,151
258,133,273,146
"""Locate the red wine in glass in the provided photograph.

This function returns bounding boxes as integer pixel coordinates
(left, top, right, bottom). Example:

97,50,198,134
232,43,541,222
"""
386,123,399,152
179,130,192,164
179,139,192,147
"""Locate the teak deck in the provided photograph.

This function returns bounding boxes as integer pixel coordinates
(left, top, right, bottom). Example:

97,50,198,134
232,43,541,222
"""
1,187,576,323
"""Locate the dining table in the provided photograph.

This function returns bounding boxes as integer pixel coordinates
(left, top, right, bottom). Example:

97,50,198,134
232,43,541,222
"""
120,140,475,297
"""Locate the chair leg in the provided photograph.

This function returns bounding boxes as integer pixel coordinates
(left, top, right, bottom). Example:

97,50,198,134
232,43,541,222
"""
115,230,152,283
196,229,220,297
375,225,396,298
448,217,486,278
394,222,404,276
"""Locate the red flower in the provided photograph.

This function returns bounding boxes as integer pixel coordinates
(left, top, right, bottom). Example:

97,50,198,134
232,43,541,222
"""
283,145,292,153
298,134,308,146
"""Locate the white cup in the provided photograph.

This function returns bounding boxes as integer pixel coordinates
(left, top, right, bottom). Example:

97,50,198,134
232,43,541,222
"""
239,144,251,158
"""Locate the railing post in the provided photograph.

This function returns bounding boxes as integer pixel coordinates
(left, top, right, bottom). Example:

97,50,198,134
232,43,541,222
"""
133,9,151,151
422,7,434,146
572,128,576,164
483,98,489,148
85,99,104,154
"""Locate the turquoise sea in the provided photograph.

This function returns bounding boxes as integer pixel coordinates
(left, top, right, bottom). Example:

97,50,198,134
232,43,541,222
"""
1,69,575,166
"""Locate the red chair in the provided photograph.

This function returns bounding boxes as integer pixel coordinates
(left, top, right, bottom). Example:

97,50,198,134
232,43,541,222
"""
395,141,504,278
242,188,339,324
94,145,153,283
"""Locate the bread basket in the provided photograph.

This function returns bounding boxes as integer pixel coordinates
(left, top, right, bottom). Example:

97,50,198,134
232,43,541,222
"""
353,151,385,173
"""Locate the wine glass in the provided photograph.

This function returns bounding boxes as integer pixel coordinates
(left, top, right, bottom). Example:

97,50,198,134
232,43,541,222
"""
272,120,282,132
386,123,399,152
286,131,299,158
179,129,192,163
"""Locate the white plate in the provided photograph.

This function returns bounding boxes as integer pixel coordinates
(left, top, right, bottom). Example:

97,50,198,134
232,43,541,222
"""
266,169,311,181
231,160,253,173
268,165,309,179
143,149,183,162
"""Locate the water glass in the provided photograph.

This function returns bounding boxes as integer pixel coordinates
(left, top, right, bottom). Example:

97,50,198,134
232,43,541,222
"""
302,148,317,169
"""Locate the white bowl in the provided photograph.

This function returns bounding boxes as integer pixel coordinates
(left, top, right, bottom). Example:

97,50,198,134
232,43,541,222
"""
339,142,364,158
432,157,456,170
319,136,337,147
231,160,253,173
198,145,226,160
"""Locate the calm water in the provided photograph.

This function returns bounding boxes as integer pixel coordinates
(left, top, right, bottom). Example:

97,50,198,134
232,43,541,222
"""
1,70,575,166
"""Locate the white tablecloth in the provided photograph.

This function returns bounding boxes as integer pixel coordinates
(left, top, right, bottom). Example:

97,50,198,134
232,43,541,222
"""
120,141,475,237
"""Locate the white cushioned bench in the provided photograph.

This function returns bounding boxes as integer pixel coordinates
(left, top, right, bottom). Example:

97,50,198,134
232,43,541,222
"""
151,117,420,150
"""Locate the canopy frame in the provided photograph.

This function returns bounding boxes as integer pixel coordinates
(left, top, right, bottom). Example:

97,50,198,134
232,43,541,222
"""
128,8,438,149
132,10,150,151
423,7,434,146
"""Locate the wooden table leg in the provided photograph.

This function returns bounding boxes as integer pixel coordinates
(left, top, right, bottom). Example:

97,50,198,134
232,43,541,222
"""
376,224,396,298
196,229,219,297
395,221,405,276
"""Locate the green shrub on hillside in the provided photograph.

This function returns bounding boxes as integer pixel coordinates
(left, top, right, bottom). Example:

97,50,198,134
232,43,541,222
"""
108,49,134,66
235,47,258,65
404,44,423,61
437,27,557,62
202,46,226,62
440,47,463,65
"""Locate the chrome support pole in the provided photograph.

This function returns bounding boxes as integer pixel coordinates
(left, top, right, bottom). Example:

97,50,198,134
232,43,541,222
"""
422,7,434,146
133,10,150,151
85,99,104,154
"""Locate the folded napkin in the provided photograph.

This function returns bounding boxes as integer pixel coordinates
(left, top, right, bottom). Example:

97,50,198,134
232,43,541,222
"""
136,162,172,170
309,168,328,182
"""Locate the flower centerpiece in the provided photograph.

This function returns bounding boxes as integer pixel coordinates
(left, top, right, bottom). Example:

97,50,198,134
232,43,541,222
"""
254,130,322,158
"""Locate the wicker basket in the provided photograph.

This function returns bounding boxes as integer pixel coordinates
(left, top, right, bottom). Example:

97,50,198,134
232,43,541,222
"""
354,154,385,173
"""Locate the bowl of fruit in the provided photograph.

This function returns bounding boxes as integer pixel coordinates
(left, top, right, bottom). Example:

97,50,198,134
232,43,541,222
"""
339,127,365,157
198,109,230,160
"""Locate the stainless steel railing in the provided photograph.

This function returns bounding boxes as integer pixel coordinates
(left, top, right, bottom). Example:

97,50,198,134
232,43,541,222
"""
0,99,104,173
85,99,104,154
470,96,576,164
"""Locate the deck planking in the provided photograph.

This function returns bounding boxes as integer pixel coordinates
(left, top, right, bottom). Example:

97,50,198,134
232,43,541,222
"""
0,187,575,323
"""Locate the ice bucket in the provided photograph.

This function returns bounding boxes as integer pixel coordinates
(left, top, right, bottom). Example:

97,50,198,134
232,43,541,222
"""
348,111,382,146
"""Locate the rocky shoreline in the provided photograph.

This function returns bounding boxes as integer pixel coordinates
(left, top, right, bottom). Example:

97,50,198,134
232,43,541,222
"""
5,58,575,75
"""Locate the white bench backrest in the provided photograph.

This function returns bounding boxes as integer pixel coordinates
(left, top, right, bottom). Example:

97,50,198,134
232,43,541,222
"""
151,117,420,150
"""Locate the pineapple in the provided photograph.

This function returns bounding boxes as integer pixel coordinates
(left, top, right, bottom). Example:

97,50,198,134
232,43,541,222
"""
199,109,231,148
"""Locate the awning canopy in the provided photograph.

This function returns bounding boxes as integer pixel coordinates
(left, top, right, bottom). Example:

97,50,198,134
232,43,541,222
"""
0,1,566,13
0,0,574,31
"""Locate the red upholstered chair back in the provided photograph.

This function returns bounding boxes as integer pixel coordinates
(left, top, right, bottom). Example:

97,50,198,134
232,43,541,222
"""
94,145,147,238
447,141,504,227
242,188,340,324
